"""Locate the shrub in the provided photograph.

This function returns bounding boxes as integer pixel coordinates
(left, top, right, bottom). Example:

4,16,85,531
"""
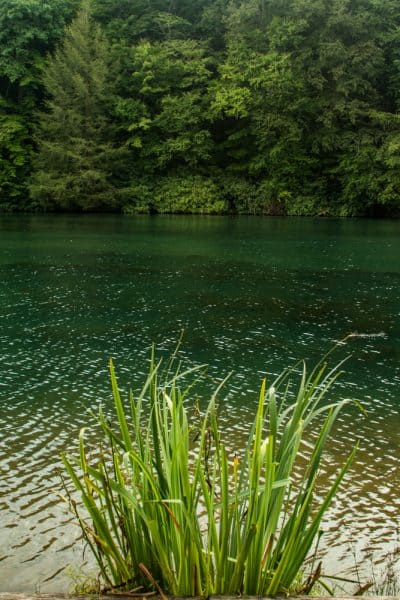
219,176,260,214
152,174,226,214
122,181,154,214
62,352,357,596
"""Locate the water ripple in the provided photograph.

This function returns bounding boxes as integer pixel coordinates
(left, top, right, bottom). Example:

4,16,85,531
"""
0,214,399,591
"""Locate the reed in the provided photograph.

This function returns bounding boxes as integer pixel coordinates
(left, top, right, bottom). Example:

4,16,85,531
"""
62,351,357,596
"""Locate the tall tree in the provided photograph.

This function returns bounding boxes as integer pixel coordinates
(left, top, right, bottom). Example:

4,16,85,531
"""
212,0,400,215
30,1,126,211
0,0,77,209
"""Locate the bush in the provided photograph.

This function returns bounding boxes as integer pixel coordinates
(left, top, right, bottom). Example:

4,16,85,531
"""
218,176,288,215
62,351,357,596
153,174,226,214
122,181,154,214
219,176,260,214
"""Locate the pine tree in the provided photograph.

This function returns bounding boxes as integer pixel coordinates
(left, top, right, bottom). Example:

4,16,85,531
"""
30,1,126,211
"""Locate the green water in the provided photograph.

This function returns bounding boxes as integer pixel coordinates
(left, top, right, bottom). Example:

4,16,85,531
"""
0,214,399,591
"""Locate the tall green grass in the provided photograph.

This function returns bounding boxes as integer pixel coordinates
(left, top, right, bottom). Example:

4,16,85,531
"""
62,352,357,596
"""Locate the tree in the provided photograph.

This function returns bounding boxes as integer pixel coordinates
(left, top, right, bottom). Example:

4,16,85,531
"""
117,37,218,213
30,1,127,211
212,0,400,215
2,0,400,215
0,0,77,209
0,98,32,210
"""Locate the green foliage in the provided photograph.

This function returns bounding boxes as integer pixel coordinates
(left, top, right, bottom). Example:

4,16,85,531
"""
0,101,32,210
220,176,260,213
210,0,395,215
122,181,154,215
63,352,357,595
153,174,225,213
331,110,400,216
92,0,190,44
64,565,100,595
220,176,288,215
124,174,226,214
0,0,78,211
3,0,400,214
29,2,127,211
0,0,77,83
119,38,215,177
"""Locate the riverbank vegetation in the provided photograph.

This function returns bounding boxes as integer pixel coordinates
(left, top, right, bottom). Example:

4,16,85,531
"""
62,352,357,595
2,0,400,217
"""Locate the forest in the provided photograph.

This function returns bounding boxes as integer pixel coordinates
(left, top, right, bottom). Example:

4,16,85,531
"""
1,0,400,216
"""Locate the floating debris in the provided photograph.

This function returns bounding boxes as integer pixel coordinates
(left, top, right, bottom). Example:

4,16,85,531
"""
348,332,387,339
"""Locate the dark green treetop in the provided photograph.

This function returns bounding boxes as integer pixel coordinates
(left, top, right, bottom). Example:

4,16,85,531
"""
30,2,128,211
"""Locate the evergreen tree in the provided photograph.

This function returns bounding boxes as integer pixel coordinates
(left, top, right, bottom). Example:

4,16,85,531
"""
0,0,77,210
30,1,126,211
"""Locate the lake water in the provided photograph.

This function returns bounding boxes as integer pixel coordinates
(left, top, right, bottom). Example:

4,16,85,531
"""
0,214,399,592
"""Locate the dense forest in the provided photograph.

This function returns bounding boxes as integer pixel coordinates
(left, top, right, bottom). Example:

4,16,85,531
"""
1,0,400,216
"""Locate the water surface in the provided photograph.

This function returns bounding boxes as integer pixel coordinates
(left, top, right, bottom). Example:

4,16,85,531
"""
0,215,399,591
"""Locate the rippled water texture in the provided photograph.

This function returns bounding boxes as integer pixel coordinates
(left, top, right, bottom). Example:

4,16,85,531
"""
0,214,399,591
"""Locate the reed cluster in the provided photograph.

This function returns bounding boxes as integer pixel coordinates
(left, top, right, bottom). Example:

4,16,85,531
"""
62,352,356,596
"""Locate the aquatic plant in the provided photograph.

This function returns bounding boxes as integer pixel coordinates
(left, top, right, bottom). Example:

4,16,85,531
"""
62,352,357,596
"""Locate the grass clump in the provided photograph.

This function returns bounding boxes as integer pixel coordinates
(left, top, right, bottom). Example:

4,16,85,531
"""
62,351,357,596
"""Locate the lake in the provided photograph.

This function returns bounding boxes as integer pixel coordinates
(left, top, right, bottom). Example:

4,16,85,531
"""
0,214,399,592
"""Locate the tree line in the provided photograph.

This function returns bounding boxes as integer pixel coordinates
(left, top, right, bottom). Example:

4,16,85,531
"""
1,0,400,216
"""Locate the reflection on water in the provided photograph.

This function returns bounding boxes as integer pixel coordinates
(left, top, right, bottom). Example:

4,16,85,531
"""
0,214,399,591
